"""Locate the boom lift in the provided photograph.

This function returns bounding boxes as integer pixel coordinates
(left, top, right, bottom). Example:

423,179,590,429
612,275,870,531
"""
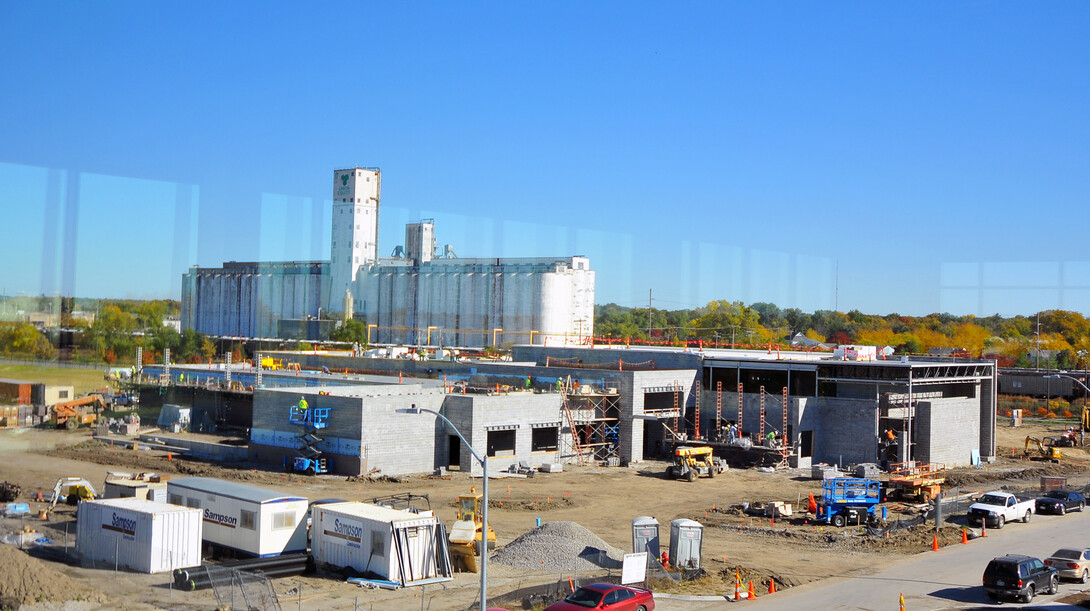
52,394,105,429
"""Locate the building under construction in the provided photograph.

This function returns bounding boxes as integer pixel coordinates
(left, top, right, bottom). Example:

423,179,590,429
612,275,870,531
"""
137,342,996,475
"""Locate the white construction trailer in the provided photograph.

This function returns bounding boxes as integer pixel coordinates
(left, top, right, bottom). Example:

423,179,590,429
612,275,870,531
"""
166,477,308,558
310,502,453,586
76,498,202,574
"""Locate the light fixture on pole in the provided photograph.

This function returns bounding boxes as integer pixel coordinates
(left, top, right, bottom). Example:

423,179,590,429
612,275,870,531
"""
397,406,489,611
1045,374,1089,446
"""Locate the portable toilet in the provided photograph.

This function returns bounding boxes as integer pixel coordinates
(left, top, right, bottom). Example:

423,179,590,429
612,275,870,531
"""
669,518,703,570
631,516,660,558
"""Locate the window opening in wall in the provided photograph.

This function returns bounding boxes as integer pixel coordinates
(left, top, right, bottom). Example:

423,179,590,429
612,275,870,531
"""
240,509,256,530
531,427,558,452
487,430,516,457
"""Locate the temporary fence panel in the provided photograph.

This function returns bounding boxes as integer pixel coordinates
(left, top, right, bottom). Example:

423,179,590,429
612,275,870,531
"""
76,498,202,573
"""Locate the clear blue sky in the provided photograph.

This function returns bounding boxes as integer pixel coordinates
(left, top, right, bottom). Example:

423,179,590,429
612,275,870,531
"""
1,2,1088,316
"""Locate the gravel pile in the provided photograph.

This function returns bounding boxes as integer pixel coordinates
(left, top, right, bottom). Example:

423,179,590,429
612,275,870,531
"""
491,521,626,572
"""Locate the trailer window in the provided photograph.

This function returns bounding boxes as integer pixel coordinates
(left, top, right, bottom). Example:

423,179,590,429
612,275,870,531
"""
272,511,295,530
169,493,183,506
371,531,385,558
186,497,201,509
240,509,256,530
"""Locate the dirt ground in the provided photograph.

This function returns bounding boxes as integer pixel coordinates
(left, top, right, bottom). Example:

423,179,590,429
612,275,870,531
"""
0,416,1087,609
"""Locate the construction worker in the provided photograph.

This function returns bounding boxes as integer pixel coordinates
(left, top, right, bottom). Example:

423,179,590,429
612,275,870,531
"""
298,396,309,412
525,375,532,390
178,372,184,384
555,379,562,391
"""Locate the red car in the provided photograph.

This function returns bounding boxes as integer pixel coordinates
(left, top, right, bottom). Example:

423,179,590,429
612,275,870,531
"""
545,583,655,611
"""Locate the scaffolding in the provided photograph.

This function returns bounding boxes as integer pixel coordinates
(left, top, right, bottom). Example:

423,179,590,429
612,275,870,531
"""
560,378,621,465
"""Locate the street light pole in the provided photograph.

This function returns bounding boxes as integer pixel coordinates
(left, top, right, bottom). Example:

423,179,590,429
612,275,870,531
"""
398,406,488,611
1045,374,1089,446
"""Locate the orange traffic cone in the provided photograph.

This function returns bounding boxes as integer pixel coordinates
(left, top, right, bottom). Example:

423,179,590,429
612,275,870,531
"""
748,580,757,599
899,592,905,611
961,528,968,544
981,521,986,537
734,570,742,600
769,578,776,594
931,535,939,551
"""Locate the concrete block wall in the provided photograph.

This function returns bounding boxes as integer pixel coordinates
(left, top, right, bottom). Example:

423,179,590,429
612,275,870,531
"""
811,397,878,466
627,370,700,460
915,396,981,467
440,393,565,474
251,385,445,476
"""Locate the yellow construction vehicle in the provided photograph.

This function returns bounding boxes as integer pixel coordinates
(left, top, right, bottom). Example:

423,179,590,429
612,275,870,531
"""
52,394,105,430
665,446,726,482
1025,436,1062,462
447,489,496,573
48,477,97,510
260,357,283,370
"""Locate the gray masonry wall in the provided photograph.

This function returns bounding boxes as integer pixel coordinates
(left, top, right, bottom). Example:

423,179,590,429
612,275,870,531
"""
809,397,878,466
915,396,981,466
250,385,445,476
440,393,564,474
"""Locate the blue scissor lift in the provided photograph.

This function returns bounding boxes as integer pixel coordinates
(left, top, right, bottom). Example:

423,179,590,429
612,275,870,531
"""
288,405,332,475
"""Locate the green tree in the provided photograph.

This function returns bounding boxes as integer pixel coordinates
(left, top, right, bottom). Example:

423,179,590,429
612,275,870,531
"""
688,300,764,345
329,319,371,345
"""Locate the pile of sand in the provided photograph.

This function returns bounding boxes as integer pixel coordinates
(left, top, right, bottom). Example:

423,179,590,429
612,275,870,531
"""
0,545,104,609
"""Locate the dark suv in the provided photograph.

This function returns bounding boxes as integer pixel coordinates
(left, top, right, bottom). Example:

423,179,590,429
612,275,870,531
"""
983,555,1058,602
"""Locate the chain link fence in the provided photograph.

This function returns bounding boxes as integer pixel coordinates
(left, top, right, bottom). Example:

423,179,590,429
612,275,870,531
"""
205,564,282,611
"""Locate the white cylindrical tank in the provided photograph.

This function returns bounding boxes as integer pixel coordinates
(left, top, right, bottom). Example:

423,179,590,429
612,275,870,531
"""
76,498,202,574
669,518,703,570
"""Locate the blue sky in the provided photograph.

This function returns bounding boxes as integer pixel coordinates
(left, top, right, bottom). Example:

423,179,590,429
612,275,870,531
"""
1,2,1088,316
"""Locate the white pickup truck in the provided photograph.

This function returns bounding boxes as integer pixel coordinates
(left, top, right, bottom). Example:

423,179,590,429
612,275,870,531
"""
968,491,1034,528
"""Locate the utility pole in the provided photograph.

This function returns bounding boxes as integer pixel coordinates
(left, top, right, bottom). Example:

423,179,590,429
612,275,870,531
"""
648,289,652,341
1036,312,1041,371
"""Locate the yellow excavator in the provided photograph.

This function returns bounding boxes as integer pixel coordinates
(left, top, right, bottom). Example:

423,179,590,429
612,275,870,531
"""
665,446,727,481
448,489,496,573
1025,436,1062,463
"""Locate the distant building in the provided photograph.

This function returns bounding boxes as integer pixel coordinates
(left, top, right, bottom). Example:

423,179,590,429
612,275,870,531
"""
182,168,595,345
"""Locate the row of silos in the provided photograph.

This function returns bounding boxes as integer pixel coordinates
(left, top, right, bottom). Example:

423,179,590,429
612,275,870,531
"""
632,516,703,569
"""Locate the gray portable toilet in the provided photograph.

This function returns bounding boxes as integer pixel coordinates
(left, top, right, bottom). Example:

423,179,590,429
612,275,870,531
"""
669,518,703,569
631,516,660,558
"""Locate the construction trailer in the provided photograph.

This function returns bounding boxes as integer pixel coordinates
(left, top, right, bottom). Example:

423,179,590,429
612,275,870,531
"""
166,477,309,558
102,473,168,503
76,498,202,574
310,502,453,586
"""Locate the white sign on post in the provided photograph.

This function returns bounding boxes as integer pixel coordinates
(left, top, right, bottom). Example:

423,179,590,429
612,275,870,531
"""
621,552,648,585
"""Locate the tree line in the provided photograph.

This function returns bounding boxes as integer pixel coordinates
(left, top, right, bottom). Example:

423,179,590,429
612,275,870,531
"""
595,301,1090,368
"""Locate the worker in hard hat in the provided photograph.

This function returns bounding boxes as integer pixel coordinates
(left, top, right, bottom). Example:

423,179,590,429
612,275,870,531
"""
297,396,308,412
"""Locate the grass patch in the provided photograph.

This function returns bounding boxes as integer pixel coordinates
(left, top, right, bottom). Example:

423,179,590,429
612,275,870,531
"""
0,364,109,397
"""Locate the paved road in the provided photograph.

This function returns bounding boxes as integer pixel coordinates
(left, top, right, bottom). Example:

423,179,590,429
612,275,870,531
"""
655,510,1090,610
